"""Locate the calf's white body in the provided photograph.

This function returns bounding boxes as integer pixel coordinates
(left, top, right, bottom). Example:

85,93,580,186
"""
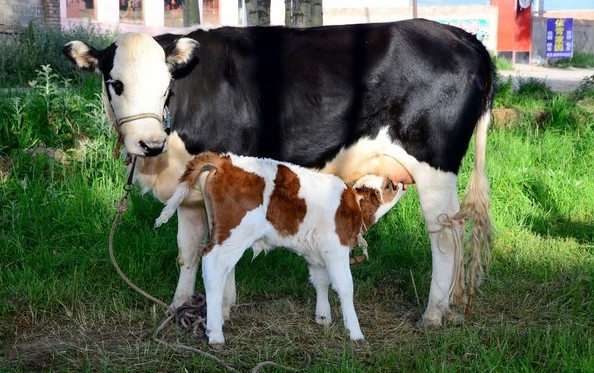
156,152,405,345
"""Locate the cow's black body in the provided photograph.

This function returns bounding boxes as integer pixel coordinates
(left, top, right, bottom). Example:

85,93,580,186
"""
156,19,494,173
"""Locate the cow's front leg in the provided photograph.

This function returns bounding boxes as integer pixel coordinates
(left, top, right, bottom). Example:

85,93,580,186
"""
171,204,207,310
308,264,332,325
414,167,466,327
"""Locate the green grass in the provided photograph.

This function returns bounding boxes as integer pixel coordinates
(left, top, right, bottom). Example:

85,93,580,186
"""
1,26,594,372
549,52,594,68
0,21,113,88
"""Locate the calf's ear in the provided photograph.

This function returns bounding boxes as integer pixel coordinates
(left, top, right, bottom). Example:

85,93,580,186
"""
370,189,382,206
164,38,200,73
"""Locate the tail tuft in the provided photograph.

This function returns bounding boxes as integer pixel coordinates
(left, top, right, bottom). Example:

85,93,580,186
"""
154,184,190,228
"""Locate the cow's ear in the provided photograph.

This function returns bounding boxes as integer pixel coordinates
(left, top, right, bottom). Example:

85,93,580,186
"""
164,38,200,72
62,41,102,73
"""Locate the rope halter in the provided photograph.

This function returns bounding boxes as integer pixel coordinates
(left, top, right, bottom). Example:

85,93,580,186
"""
112,106,171,159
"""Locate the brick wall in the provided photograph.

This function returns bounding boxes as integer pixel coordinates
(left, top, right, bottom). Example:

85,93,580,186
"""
0,0,58,32
43,0,61,27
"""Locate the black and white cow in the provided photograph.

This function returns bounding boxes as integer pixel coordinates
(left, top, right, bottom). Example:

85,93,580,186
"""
63,18,495,327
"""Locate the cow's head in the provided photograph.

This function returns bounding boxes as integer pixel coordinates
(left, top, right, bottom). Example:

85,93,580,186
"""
354,175,406,224
62,33,199,157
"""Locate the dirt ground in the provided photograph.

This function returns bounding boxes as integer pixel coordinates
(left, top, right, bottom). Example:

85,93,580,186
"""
499,64,594,93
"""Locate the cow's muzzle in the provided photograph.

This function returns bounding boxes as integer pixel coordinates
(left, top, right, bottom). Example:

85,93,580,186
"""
139,138,166,156
112,108,171,158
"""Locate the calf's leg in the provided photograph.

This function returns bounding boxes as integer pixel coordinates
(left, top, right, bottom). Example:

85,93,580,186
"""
323,246,364,341
202,243,247,346
308,264,332,325
222,267,236,320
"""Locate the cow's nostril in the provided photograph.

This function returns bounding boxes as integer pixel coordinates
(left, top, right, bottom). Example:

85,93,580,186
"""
139,139,165,156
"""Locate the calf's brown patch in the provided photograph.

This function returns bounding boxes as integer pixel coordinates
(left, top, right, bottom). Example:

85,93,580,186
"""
266,165,306,236
195,154,265,250
334,188,361,248
355,186,382,233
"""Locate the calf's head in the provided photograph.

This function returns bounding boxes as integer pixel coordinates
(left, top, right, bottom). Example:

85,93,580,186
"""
353,175,406,225
62,33,199,156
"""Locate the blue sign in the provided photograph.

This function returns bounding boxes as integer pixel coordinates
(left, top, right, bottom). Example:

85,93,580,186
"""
546,18,574,59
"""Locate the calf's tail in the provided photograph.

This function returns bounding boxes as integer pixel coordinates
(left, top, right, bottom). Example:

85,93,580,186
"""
154,183,191,228
154,152,221,228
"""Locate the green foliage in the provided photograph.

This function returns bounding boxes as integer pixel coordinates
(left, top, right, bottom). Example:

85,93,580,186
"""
549,52,594,68
573,74,594,100
492,54,514,71
516,77,554,101
0,21,112,88
1,32,593,371
0,65,108,155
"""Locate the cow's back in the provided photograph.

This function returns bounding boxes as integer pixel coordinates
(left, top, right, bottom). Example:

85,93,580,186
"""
163,19,494,173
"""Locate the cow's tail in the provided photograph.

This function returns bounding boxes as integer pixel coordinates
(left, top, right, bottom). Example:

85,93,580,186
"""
458,107,493,319
154,153,220,228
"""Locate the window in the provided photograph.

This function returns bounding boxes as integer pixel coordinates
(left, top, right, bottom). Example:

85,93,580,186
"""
66,0,95,20
165,0,184,27
120,0,143,24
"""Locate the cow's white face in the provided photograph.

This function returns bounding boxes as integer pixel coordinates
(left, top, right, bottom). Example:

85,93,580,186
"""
63,33,199,156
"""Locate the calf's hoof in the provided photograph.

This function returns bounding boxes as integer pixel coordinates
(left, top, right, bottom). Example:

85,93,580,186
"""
315,314,332,325
351,338,369,349
209,342,224,351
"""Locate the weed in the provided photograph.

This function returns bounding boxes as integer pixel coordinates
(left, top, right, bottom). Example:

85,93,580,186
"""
549,52,594,68
492,54,514,71
0,65,108,155
516,77,554,101
0,21,112,88
573,74,594,100
1,31,593,373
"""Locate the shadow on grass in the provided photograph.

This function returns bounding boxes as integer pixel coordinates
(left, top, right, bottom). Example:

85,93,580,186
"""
522,179,593,245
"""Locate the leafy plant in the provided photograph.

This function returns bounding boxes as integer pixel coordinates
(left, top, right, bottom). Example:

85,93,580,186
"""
1,28,593,373
573,74,594,100
0,21,112,88
549,52,594,68
0,65,109,155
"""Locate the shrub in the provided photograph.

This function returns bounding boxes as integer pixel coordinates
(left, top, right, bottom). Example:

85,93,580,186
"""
0,21,113,88
0,65,110,155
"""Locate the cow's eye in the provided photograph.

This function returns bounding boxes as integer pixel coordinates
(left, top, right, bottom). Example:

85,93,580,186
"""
107,79,124,95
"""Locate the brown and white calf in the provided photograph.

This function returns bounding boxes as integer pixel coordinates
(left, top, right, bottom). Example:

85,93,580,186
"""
155,152,406,345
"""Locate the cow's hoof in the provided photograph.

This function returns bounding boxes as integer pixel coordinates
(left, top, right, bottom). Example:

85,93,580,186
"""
414,317,442,329
445,311,465,326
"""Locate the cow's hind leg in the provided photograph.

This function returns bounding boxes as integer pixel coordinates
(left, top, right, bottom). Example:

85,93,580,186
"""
308,264,332,325
414,166,466,327
171,204,208,310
